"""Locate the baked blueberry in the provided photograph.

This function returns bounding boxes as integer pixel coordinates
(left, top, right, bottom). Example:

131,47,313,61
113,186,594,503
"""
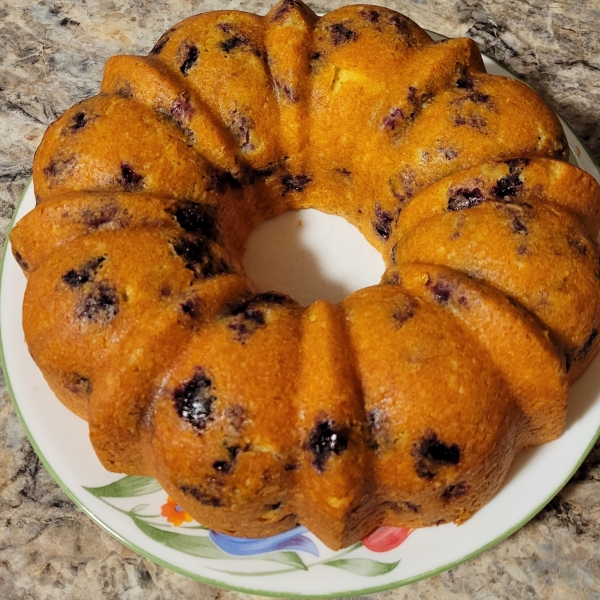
329,23,357,45
373,204,394,240
448,187,484,211
179,43,199,75
307,419,350,473
174,202,218,238
412,431,460,480
62,256,105,288
76,281,119,323
117,163,143,189
281,173,311,195
173,368,217,431
172,237,231,279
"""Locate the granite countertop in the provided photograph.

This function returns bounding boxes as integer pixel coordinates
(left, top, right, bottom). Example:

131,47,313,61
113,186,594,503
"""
1,0,600,598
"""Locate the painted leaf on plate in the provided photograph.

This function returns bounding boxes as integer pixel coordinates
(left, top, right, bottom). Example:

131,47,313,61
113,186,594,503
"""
261,551,308,570
132,517,229,559
320,558,401,576
83,476,162,498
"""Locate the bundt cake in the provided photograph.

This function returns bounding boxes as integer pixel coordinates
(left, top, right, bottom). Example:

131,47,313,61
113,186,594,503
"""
10,0,600,550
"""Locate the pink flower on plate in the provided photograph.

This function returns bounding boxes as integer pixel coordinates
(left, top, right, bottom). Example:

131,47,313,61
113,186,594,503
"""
361,527,413,552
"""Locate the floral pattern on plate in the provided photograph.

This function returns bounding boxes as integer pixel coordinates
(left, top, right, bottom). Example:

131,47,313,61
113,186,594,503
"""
84,475,410,577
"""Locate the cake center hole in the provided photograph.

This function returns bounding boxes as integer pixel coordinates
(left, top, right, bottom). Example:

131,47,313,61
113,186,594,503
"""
243,209,385,306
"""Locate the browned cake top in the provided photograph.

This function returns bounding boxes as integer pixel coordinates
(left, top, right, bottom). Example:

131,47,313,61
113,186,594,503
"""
10,0,600,549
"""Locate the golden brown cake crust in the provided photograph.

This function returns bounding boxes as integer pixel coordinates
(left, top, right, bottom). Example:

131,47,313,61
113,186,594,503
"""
11,0,600,550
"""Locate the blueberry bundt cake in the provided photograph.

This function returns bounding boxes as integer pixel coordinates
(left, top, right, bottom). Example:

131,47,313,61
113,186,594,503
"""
11,0,600,550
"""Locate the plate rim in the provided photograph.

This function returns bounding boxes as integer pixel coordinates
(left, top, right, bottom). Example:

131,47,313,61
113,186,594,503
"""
2,38,600,599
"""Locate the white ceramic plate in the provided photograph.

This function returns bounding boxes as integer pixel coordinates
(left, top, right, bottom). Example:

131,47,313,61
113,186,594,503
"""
2,39,600,598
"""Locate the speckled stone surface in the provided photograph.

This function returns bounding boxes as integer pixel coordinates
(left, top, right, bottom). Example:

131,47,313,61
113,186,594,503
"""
1,0,600,598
